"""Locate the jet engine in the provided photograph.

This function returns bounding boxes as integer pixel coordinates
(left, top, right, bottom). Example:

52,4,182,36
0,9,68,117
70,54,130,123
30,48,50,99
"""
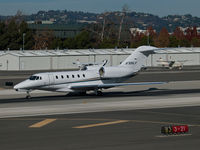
99,66,130,78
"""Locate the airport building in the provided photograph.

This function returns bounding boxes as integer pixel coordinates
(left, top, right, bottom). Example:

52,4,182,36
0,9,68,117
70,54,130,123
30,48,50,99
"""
0,47,200,71
28,24,83,38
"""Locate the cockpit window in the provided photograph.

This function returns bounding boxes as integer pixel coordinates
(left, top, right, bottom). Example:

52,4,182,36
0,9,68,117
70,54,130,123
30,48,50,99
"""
29,76,41,80
29,76,37,80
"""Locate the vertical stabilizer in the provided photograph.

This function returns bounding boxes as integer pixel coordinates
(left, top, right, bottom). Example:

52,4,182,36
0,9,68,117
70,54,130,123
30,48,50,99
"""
120,46,157,71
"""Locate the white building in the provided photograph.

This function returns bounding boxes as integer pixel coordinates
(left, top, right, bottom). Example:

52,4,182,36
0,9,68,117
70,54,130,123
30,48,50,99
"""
130,28,147,35
0,48,200,71
0,49,130,71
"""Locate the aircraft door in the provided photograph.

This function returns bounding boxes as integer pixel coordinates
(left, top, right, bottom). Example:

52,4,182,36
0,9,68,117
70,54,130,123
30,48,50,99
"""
48,74,55,85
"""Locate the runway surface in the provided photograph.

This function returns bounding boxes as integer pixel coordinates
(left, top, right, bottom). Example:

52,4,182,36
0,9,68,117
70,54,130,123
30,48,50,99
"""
1,80,200,149
1,106,200,150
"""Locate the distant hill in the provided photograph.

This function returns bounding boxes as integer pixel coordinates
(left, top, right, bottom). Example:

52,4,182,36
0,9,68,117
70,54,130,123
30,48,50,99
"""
1,10,200,32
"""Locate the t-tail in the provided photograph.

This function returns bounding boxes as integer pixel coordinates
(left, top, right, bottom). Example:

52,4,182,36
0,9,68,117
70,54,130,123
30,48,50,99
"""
120,46,158,72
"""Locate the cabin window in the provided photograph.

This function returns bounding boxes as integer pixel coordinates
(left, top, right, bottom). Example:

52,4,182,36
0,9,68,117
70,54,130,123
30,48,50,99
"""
77,74,80,78
67,75,69,78
83,74,85,78
61,75,64,79
40,77,42,80
56,76,58,79
72,75,75,78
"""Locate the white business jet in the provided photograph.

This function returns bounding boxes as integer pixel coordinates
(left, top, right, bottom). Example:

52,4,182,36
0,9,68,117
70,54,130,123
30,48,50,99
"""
14,46,165,98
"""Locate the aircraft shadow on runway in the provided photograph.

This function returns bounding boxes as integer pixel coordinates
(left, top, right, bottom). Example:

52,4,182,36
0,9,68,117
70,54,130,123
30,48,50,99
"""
1,88,200,104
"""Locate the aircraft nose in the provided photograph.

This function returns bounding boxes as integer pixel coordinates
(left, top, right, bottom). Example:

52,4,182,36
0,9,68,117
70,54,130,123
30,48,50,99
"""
14,84,21,91
14,81,28,91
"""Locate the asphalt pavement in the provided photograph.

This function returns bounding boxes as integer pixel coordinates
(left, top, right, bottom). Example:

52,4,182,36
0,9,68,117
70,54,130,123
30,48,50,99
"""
0,106,200,150
1,69,200,149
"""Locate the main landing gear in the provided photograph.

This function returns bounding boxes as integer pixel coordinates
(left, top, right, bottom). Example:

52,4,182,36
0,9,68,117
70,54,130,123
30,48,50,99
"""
94,89,103,96
79,91,87,96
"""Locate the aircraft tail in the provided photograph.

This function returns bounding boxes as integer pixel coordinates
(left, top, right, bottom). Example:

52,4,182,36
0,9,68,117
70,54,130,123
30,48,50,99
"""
120,46,158,71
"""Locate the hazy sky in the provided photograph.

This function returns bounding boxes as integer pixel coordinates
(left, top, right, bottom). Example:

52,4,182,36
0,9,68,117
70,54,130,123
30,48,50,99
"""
0,0,200,17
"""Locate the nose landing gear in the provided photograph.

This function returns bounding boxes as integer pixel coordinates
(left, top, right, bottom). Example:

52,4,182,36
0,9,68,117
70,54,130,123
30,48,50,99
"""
26,91,31,99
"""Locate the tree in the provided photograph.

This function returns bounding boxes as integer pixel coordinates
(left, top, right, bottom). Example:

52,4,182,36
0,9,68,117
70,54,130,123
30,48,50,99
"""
185,27,200,46
34,30,54,49
171,27,185,47
130,32,145,48
74,31,90,48
185,27,193,42
99,38,118,48
191,37,200,47
49,38,63,49
169,36,179,47
63,38,76,49
173,27,185,41
63,30,97,49
0,22,6,49
146,26,157,46
18,21,34,49
0,18,34,50
154,27,169,47
5,20,20,50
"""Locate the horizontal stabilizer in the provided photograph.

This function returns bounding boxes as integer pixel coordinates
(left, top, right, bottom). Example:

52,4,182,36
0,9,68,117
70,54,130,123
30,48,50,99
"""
141,48,166,56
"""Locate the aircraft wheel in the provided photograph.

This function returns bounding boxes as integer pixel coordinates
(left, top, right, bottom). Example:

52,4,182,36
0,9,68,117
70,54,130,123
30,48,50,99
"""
95,90,103,96
26,91,31,99
66,92,87,96
79,92,87,96
26,95,31,99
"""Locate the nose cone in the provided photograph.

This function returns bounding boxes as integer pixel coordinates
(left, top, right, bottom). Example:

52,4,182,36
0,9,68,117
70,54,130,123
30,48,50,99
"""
13,84,18,90
14,80,30,91
14,83,23,91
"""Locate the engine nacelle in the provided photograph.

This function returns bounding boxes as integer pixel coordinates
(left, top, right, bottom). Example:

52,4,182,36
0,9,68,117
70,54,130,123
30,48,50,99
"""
99,66,130,78
86,65,101,71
